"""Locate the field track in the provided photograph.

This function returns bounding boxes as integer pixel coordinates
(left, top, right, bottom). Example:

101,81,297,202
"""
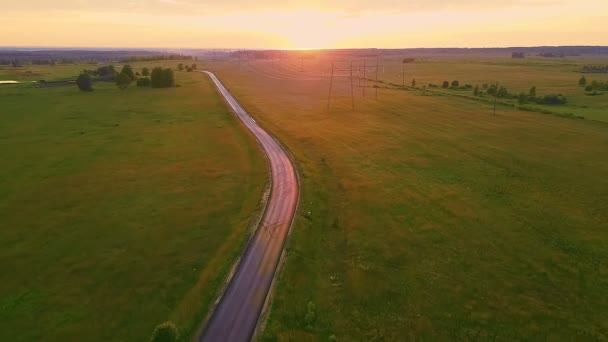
198,71,299,342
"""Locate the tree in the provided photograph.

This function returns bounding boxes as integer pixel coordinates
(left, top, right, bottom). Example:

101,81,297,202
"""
518,92,527,104
529,86,536,97
120,65,137,81
191,63,197,70
487,84,497,96
137,77,151,87
539,94,567,105
451,80,459,88
411,78,416,87
579,76,587,86
151,67,164,88
473,84,479,96
497,86,508,98
177,63,184,71
115,73,132,89
150,321,178,342
151,67,175,88
142,67,150,76
97,65,116,81
76,73,93,91
442,81,449,88
161,68,175,87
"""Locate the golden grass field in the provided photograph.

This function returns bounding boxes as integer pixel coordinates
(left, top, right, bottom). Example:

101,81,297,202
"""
202,53,608,340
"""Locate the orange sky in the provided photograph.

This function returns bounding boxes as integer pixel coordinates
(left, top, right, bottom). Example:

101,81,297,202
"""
2,1,607,49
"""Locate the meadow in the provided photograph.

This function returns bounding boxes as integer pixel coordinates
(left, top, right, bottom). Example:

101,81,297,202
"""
206,53,608,340
0,63,266,341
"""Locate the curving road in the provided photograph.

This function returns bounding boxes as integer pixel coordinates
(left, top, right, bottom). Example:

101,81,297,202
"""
199,71,299,342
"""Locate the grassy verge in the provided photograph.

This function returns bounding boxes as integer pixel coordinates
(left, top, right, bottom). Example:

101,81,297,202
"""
0,68,265,341
210,59,608,341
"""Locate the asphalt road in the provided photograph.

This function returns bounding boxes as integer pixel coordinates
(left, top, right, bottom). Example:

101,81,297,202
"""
199,71,299,342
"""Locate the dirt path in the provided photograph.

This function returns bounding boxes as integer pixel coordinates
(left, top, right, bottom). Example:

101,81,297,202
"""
198,71,299,342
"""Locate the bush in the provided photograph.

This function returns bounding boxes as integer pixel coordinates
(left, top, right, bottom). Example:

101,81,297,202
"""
487,84,496,96
115,73,132,89
151,67,175,88
120,65,137,81
518,92,527,104
191,63,197,70
142,67,150,76
451,80,459,87
539,94,567,105
137,77,151,87
76,73,93,91
304,301,316,330
177,63,184,71
585,85,594,91
579,76,587,86
442,81,449,88
150,321,178,342
497,86,508,98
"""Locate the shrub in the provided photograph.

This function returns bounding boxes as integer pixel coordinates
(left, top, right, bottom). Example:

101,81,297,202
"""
76,73,93,91
451,80,459,87
115,73,132,89
150,321,178,342
585,85,594,91
96,65,116,81
142,67,150,76
177,63,184,71
151,67,175,88
120,65,137,81
487,84,497,96
442,81,449,88
137,77,151,87
304,301,316,330
539,94,567,105
497,86,508,98
579,76,587,86
191,63,197,70
518,92,527,104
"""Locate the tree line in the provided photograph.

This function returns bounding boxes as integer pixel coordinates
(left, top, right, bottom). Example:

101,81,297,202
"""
76,65,177,91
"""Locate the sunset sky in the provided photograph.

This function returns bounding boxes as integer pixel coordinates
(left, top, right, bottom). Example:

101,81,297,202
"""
3,0,607,49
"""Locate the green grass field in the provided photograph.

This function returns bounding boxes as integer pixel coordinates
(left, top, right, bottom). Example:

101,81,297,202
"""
0,64,265,341
208,55,608,340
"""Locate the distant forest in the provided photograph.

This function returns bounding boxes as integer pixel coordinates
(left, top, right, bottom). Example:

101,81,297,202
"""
0,50,194,66
230,46,608,59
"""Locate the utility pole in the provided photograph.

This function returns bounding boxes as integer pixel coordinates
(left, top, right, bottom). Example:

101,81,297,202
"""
493,82,498,115
350,60,355,110
363,57,366,98
327,61,334,111
402,65,405,86
375,56,379,99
